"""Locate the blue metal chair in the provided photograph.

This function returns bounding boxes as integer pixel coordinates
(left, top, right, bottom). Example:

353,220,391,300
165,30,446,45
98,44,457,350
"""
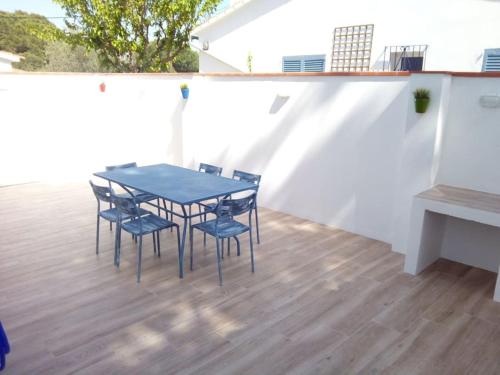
197,163,223,242
113,193,180,283
190,193,257,286
105,162,161,229
203,170,262,249
0,321,10,371
232,170,262,244
198,163,223,176
89,181,149,256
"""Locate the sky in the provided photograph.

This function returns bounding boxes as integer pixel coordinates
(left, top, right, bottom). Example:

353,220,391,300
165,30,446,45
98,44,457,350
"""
0,0,66,27
0,0,231,29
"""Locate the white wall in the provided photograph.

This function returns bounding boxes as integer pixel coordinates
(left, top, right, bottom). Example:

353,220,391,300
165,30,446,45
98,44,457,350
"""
0,58,14,72
390,74,451,253
0,73,189,184
198,50,242,73
441,216,500,273
183,75,410,243
3,72,500,256
437,77,500,193
195,0,500,73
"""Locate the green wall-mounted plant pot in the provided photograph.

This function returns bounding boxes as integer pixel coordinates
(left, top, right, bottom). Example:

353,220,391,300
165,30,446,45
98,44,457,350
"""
415,98,430,113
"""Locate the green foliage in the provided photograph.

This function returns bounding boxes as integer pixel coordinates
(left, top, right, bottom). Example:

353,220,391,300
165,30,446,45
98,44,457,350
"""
53,0,222,72
0,10,58,71
413,88,430,99
180,83,189,89
41,41,108,72
173,48,199,72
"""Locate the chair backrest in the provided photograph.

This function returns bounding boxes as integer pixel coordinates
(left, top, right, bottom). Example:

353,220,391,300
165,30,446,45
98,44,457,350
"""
233,170,261,185
89,180,113,203
105,162,138,171
199,163,223,176
111,193,142,218
215,193,256,220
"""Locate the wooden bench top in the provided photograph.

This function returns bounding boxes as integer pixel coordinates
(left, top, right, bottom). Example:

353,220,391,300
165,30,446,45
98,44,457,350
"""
417,184,500,215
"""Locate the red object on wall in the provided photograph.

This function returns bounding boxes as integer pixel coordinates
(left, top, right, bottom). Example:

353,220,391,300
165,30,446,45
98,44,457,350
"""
99,82,106,92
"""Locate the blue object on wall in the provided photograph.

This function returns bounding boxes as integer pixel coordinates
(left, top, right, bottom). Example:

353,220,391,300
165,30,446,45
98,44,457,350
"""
282,55,326,72
401,56,424,71
482,48,500,72
0,321,11,371
181,88,189,99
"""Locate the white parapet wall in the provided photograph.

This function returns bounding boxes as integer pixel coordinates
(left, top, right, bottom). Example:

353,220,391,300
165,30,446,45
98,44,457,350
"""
183,74,413,243
0,73,188,184
2,71,500,255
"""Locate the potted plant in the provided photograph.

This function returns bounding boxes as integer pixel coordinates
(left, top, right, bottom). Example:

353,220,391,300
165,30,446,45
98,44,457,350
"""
413,88,430,113
180,83,189,99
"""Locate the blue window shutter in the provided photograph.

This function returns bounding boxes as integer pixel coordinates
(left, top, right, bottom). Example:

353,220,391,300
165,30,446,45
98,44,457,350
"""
283,57,302,72
482,49,500,72
304,57,325,72
283,55,325,72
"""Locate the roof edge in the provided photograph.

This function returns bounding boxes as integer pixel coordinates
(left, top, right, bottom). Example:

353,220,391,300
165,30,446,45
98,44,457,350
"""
194,0,254,33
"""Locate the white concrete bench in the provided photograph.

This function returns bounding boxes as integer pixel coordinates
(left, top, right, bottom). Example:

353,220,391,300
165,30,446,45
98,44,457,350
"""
404,184,500,302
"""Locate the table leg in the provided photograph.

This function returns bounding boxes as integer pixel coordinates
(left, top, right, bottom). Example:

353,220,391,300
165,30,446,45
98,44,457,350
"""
495,265,500,303
178,205,189,278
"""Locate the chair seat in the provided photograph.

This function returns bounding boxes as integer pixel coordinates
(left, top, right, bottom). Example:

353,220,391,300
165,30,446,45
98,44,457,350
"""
192,218,249,238
115,190,158,203
99,207,149,222
121,213,177,235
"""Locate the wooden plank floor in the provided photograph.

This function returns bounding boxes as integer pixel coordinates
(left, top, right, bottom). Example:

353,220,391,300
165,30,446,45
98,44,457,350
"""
1,182,500,374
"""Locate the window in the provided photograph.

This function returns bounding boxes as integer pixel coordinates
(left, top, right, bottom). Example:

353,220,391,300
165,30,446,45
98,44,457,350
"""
282,55,326,72
382,45,428,71
330,24,374,72
482,49,500,72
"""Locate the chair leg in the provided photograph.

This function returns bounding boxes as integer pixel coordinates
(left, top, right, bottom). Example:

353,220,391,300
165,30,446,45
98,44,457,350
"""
197,203,201,221
115,225,122,267
249,227,255,273
234,236,241,256
221,239,224,259
137,234,143,283
162,199,167,219
215,237,223,286
255,205,260,244
157,231,161,257
203,210,207,246
157,198,161,216
227,238,231,256
96,215,100,255
189,226,194,271
153,232,157,254
170,201,174,232
109,202,113,231
175,225,181,262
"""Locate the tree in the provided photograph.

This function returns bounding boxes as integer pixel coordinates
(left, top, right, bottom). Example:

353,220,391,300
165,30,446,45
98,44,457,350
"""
53,0,222,73
0,11,58,70
41,41,106,72
173,48,199,72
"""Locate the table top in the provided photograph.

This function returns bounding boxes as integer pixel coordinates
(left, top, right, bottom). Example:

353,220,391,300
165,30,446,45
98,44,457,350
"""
94,163,257,205
417,184,500,215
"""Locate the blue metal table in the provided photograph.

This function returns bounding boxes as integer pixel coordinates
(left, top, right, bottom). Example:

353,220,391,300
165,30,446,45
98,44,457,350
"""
94,163,257,278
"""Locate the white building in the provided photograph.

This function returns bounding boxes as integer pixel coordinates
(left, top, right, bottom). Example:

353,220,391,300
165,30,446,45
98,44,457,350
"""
193,0,500,73
0,51,22,72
